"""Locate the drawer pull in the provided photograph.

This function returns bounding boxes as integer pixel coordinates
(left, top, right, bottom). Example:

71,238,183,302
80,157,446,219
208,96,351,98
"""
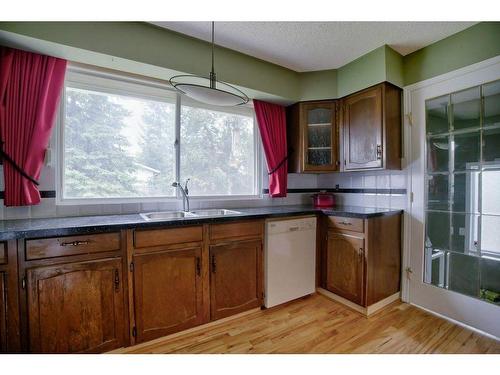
59,240,91,247
339,221,352,226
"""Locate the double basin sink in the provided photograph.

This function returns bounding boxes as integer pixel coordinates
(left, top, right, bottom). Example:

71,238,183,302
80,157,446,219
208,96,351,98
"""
140,209,242,221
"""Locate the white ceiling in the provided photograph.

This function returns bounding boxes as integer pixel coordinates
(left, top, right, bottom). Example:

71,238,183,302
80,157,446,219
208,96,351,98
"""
151,22,476,72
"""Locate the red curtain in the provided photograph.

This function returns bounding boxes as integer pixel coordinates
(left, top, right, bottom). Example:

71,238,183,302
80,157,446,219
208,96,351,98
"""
0,47,67,206
253,100,288,197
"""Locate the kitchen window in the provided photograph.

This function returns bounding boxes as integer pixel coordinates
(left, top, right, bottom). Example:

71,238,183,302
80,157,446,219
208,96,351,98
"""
57,65,260,203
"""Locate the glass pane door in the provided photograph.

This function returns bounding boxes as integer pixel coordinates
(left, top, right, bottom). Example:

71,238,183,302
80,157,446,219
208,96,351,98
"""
424,80,500,306
306,107,333,167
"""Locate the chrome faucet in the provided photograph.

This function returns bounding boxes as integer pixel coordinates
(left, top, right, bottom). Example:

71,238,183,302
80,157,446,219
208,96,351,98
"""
172,179,190,212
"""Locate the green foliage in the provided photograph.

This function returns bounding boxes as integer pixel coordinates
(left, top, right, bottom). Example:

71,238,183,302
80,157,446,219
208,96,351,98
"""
63,88,256,199
64,89,139,198
180,105,255,196
137,101,176,196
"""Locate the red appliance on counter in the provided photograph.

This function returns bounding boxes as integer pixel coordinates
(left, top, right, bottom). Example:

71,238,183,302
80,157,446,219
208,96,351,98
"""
311,192,336,208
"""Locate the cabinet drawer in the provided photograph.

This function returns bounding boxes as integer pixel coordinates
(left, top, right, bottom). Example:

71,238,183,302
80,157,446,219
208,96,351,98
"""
134,226,203,249
0,242,6,264
327,216,364,233
26,233,121,260
209,220,263,242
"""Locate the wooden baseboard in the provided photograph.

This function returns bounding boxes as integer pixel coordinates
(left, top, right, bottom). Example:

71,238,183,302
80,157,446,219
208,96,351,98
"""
317,288,400,316
108,307,262,354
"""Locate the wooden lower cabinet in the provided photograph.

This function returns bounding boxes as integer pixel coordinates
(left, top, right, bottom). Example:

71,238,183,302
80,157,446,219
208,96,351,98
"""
133,247,204,343
323,213,402,308
326,232,364,305
11,221,265,352
0,240,20,353
210,239,262,320
0,272,6,351
26,258,126,353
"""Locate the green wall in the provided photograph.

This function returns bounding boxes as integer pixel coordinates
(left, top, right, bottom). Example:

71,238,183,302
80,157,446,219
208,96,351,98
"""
337,46,387,97
403,22,500,85
0,22,301,102
385,45,404,88
299,69,337,101
0,22,499,103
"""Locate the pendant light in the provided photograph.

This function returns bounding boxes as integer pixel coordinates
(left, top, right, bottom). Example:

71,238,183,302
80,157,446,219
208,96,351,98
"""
169,22,249,107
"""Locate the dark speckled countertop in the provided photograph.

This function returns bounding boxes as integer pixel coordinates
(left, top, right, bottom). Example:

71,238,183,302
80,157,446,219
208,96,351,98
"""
0,205,403,240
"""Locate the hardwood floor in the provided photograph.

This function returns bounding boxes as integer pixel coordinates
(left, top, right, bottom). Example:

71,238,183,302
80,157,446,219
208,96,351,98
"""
113,294,500,354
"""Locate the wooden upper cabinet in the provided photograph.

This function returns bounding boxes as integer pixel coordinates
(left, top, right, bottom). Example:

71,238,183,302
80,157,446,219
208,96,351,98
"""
326,232,365,306
210,239,262,320
133,247,204,343
341,83,402,171
287,101,339,173
26,258,126,353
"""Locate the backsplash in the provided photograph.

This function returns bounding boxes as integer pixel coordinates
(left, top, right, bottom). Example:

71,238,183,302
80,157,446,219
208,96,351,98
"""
316,170,407,210
0,165,407,220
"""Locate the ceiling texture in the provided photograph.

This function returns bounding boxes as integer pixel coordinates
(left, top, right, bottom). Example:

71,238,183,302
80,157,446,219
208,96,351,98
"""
151,22,476,72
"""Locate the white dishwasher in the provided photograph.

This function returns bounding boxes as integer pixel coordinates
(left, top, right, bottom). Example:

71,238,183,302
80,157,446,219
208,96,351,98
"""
264,216,317,308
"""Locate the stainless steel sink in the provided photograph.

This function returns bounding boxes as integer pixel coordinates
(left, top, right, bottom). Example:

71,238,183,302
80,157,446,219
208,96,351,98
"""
140,209,242,221
189,209,242,217
140,211,198,221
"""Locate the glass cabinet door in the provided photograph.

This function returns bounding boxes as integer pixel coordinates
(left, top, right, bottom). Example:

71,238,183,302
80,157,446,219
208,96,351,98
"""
302,102,338,171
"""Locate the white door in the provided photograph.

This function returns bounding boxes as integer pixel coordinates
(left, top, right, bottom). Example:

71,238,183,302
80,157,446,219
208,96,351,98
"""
404,56,500,339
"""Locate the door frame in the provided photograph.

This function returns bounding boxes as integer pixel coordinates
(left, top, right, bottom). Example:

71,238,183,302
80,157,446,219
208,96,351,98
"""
402,55,500,340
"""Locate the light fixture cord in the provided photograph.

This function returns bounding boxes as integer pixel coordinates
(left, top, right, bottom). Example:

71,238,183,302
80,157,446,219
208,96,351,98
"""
210,21,216,88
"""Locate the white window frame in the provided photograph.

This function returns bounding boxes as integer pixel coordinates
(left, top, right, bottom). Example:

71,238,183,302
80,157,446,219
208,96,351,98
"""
56,64,262,205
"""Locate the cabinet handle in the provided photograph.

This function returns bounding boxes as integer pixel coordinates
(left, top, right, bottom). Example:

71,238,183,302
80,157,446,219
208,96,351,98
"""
196,257,201,276
114,269,120,292
358,248,364,262
60,240,91,247
376,144,382,160
211,255,216,273
339,221,352,226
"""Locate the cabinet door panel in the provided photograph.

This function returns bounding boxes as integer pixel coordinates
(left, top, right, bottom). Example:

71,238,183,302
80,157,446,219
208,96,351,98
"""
326,232,365,305
210,240,262,320
133,247,204,343
0,272,6,352
302,102,339,172
343,87,383,170
27,258,126,353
